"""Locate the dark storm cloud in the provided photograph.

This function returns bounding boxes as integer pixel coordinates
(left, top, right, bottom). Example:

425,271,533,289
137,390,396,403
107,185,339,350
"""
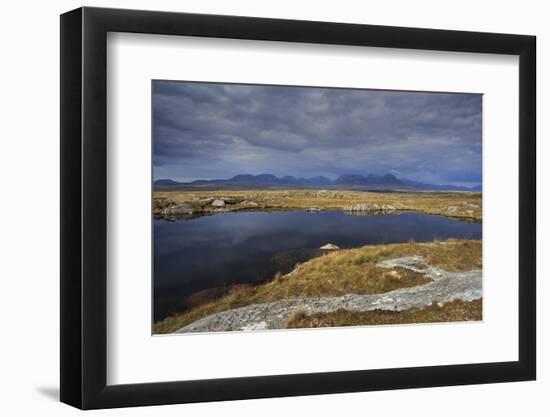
153,81,482,185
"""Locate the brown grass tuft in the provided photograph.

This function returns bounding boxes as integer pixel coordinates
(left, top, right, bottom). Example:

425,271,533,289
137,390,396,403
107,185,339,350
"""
288,308,307,323
287,299,482,328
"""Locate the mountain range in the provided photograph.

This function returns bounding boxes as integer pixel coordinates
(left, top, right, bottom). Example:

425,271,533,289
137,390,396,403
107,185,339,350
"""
154,173,482,192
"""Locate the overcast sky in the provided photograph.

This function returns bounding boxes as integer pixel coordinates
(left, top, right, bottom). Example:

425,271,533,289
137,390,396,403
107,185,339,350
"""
153,81,482,186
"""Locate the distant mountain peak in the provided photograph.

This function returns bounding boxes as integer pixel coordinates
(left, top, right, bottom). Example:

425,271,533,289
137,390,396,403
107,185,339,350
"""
381,173,401,184
154,173,481,192
230,174,256,181
154,179,180,185
256,174,279,181
334,173,403,186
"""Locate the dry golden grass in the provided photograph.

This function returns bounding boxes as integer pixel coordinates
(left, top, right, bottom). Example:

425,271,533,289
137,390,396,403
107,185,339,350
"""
153,239,482,334
154,189,482,220
287,308,307,323
287,299,482,328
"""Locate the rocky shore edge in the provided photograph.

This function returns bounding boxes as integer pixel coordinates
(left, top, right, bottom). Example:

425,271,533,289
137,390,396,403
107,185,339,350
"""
175,255,482,333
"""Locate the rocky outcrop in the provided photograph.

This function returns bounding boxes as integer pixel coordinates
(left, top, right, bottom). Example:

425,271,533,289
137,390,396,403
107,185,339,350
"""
211,199,226,207
443,201,482,218
320,243,340,250
162,203,194,216
343,202,406,212
175,256,482,333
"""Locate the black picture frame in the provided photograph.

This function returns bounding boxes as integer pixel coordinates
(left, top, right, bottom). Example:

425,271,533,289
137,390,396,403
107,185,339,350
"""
60,6,536,410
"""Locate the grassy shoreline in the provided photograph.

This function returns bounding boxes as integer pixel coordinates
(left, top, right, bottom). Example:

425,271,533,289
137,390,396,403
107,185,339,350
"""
154,189,482,221
154,239,482,334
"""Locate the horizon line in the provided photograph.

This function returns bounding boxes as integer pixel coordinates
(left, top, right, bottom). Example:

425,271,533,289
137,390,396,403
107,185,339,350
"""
154,173,482,188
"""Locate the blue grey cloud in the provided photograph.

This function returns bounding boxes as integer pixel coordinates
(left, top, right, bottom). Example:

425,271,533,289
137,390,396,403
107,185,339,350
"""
153,81,482,186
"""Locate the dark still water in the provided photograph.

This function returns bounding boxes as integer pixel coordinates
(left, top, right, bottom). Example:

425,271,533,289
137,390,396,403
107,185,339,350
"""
154,211,481,322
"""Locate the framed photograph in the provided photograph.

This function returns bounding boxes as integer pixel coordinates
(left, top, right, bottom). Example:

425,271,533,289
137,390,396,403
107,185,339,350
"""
60,7,536,409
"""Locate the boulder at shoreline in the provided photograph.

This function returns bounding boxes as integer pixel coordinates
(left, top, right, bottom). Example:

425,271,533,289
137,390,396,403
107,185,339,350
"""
320,243,340,250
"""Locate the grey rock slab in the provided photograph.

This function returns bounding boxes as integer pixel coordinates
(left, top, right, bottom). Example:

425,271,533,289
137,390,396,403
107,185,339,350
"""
162,203,194,215
211,199,225,207
320,243,340,250
175,256,481,333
